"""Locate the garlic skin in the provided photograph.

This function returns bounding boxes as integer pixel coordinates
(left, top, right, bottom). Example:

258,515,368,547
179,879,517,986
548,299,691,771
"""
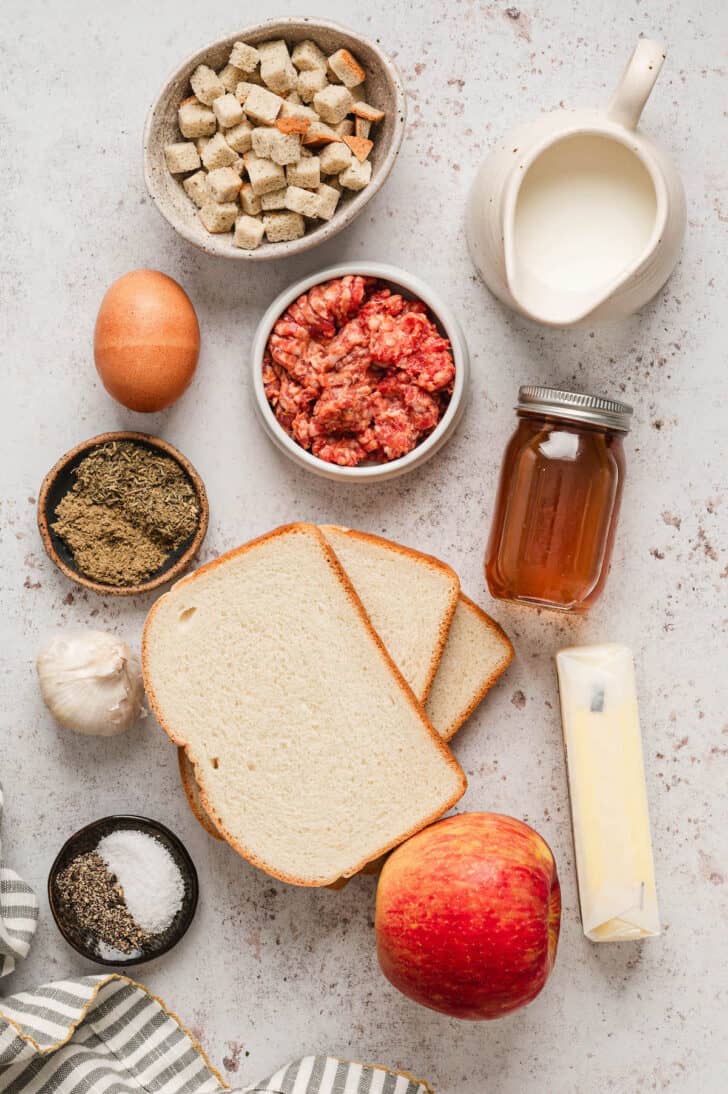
37,631,146,736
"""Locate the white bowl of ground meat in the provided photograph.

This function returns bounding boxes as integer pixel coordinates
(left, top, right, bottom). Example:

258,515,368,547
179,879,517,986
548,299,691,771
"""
252,262,469,481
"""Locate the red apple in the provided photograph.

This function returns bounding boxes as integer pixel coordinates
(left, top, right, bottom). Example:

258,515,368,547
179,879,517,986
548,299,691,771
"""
375,812,561,1020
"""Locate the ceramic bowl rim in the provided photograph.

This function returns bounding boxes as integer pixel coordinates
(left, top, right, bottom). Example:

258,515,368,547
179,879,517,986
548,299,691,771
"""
47,814,199,968
37,431,209,597
143,17,407,262
251,261,470,482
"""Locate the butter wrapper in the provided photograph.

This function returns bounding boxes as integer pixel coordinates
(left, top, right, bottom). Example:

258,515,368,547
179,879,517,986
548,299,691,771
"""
556,643,660,942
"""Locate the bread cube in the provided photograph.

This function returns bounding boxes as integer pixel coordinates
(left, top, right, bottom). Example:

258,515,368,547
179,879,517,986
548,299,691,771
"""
229,41,260,74
207,166,243,203
319,141,352,176
182,170,211,208
190,65,225,105
235,81,257,104
302,121,342,147
286,90,303,105
280,99,318,122
297,69,328,103
252,126,300,165
343,135,373,163
213,93,244,128
276,116,310,136
178,99,217,138
354,116,371,140
259,41,297,95
224,119,253,153
244,151,285,195
233,214,265,249
251,127,275,158
284,185,321,218
286,156,320,190
334,119,355,138
291,39,328,73
352,101,385,123
201,131,239,170
243,85,285,125
260,187,288,211
194,135,212,154
256,39,286,61
228,156,244,176
269,130,302,166
339,158,372,191
240,182,262,215
314,182,341,221
164,142,201,173
218,63,244,93
327,49,366,88
263,211,305,243
199,201,237,233
313,85,354,124
264,61,298,96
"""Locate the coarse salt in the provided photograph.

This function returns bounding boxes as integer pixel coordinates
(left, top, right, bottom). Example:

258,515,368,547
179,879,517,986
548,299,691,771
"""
96,940,142,962
97,829,185,935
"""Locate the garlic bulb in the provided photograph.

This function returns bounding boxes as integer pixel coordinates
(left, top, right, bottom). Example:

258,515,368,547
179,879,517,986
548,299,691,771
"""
37,630,146,736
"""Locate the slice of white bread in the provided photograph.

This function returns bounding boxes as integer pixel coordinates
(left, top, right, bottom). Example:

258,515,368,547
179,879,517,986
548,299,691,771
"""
143,524,465,886
425,594,514,740
178,747,381,890
319,526,459,702
179,594,513,842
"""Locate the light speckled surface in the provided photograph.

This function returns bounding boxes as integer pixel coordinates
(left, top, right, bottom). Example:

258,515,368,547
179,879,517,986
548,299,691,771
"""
2,2,726,1091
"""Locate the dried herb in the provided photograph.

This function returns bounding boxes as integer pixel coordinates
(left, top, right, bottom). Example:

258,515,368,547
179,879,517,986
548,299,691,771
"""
52,440,199,586
55,851,150,954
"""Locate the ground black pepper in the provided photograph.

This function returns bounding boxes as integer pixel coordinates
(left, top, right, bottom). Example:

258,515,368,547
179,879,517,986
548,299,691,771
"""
55,851,150,954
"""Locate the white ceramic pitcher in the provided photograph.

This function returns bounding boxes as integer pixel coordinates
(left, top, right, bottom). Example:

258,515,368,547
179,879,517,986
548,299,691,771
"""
466,41,686,326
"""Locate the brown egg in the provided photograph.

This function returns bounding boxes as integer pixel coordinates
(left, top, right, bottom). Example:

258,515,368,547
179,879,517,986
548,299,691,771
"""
94,269,200,412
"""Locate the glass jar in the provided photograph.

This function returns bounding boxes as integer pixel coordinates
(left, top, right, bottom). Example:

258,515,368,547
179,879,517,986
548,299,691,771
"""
485,387,632,612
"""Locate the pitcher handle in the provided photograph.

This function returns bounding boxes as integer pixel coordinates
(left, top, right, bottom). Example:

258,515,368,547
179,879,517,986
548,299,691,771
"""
607,40,666,129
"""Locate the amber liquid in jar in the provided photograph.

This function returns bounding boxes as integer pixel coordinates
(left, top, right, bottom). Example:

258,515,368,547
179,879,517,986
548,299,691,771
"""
486,412,626,612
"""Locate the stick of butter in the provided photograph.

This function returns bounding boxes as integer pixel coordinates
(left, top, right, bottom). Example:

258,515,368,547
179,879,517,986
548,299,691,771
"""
556,644,660,942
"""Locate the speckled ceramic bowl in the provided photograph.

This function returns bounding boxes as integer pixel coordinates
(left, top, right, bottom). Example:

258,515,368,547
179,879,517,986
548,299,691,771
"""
252,262,470,482
143,18,407,261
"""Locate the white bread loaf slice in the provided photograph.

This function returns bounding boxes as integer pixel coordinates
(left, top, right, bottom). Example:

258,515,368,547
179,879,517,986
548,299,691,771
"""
319,526,459,702
179,595,513,841
143,524,465,886
425,594,514,740
178,747,370,890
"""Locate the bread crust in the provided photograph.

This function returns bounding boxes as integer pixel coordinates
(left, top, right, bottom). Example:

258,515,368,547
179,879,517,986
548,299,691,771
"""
319,525,460,702
178,747,224,841
437,594,515,741
143,522,466,888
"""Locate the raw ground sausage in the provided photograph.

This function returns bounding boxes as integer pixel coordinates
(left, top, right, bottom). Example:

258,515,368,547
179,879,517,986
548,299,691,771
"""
264,276,455,466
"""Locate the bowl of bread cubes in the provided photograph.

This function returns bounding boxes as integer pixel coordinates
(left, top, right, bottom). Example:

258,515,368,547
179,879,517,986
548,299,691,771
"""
144,18,406,259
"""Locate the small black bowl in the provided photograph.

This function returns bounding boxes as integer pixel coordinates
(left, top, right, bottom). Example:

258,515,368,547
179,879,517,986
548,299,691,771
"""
48,815,198,967
38,431,209,597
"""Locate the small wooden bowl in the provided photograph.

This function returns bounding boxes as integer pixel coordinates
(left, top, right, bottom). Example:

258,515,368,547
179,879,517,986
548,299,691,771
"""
38,431,209,597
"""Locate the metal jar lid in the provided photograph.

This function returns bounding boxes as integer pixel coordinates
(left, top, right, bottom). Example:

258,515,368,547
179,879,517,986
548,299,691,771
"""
517,386,633,433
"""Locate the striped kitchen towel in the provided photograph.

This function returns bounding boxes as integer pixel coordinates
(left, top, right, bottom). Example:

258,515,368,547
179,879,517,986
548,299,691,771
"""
0,786,39,979
0,974,433,1094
